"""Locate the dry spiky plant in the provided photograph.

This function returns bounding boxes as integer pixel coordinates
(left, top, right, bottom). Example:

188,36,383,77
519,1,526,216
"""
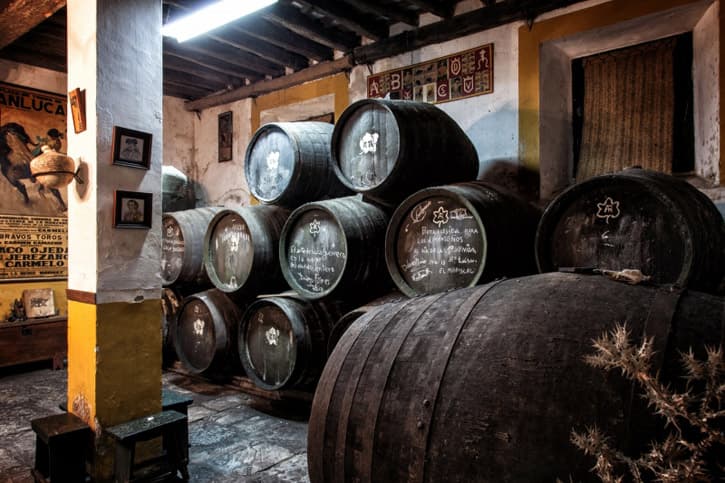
570,323,724,483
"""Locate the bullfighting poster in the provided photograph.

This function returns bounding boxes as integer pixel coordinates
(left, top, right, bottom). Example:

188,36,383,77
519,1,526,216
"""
0,82,67,280
367,44,494,104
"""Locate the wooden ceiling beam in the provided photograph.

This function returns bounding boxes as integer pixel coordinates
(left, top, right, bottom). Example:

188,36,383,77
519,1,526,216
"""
355,0,580,64
0,45,66,72
163,41,265,82
0,0,65,49
292,0,389,41
163,80,216,98
163,0,311,70
164,38,281,78
261,4,359,52
163,56,241,87
341,0,419,26
404,0,455,18
232,17,333,62
163,68,228,92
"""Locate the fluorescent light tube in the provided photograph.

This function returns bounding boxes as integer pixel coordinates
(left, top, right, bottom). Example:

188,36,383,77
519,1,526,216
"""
162,0,277,42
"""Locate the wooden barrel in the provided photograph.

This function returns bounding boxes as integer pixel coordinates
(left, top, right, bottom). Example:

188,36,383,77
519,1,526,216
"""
245,122,351,207
238,295,343,391
174,289,246,376
385,181,541,296
161,287,183,367
162,207,223,287
331,99,479,204
279,196,390,300
308,272,724,483
162,165,195,212
203,205,290,298
536,169,725,293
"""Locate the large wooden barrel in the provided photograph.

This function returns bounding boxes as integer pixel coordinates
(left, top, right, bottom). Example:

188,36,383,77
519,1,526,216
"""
309,272,724,483
536,169,725,293
245,122,351,208
174,289,246,376
385,181,541,296
162,207,223,287
238,295,343,391
331,99,479,204
279,196,390,300
203,205,290,298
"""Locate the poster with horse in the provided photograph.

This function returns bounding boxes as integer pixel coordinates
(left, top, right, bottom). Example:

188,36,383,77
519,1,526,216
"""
0,82,67,281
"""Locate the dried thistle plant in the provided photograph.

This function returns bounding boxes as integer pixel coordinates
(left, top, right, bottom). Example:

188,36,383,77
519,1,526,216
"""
571,323,724,482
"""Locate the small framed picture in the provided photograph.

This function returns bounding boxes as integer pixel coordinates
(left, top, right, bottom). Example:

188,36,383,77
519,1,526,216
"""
69,88,86,133
218,111,233,162
114,190,152,229
112,126,152,169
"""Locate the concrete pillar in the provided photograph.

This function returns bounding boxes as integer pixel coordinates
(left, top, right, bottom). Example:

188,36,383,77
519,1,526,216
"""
65,0,163,479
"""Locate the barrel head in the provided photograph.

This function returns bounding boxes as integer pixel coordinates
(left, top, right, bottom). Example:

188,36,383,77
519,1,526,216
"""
241,302,297,390
245,126,296,203
333,102,400,191
282,208,347,298
176,297,217,374
390,195,485,296
206,212,255,292
161,216,184,286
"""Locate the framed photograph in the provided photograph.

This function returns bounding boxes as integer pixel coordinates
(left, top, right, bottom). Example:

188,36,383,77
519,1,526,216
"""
114,190,152,229
69,88,86,133
218,111,233,162
112,126,152,169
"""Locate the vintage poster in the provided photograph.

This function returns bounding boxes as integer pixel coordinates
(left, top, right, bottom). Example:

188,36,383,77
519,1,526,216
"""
367,44,494,104
0,82,68,280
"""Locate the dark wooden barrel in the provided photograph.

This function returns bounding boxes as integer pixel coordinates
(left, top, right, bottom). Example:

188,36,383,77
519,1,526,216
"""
162,165,195,212
330,99,479,204
385,181,541,296
161,287,183,367
308,272,724,483
245,122,351,208
279,196,390,300
203,205,290,298
162,207,223,287
238,295,343,391
536,168,725,293
174,289,246,376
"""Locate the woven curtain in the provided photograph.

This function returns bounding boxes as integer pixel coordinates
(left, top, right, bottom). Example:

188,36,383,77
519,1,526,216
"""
577,39,675,181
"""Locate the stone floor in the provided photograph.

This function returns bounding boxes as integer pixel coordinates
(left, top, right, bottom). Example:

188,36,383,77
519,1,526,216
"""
0,363,311,482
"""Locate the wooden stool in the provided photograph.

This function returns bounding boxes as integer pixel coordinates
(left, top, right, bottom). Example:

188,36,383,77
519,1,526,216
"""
31,412,91,483
106,410,189,483
161,389,193,417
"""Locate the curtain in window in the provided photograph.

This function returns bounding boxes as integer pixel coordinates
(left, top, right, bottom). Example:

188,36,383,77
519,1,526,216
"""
577,38,675,181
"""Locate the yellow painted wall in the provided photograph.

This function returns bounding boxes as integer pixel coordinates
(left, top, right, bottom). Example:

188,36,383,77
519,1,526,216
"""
518,0,717,176
0,280,67,320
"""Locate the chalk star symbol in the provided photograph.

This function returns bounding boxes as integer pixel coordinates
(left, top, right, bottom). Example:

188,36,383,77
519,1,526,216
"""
432,207,449,227
596,197,621,224
309,218,321,236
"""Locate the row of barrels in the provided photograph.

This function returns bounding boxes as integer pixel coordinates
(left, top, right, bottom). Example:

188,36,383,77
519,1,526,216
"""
161,285,393,391
163,168,725,306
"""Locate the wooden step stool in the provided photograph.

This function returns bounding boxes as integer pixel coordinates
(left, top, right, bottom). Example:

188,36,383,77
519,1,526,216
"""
31,412,91,483
106,410,189,483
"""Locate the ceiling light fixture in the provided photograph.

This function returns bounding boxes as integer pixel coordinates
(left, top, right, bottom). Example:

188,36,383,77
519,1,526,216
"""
162,0,277,42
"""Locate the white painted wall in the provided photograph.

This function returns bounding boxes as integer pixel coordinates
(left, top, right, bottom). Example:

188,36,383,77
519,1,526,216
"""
0,59,66,95
191,99,253,207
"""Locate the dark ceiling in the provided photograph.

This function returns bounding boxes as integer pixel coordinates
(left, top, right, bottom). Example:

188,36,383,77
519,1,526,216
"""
0,0,581,105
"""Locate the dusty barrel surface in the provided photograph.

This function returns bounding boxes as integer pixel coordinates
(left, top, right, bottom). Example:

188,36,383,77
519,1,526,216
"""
536,169,725,293
161,287,183,367
238,296,343,391
308,272,724,483
245,122,351,208
174,289,246,376
162,207,223,287
385,181,541,296
162,165,195,212
331,99,479,203
279,196,390,300
203,205,290,297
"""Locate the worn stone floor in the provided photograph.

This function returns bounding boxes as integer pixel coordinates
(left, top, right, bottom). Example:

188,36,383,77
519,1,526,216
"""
0,363,310,482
